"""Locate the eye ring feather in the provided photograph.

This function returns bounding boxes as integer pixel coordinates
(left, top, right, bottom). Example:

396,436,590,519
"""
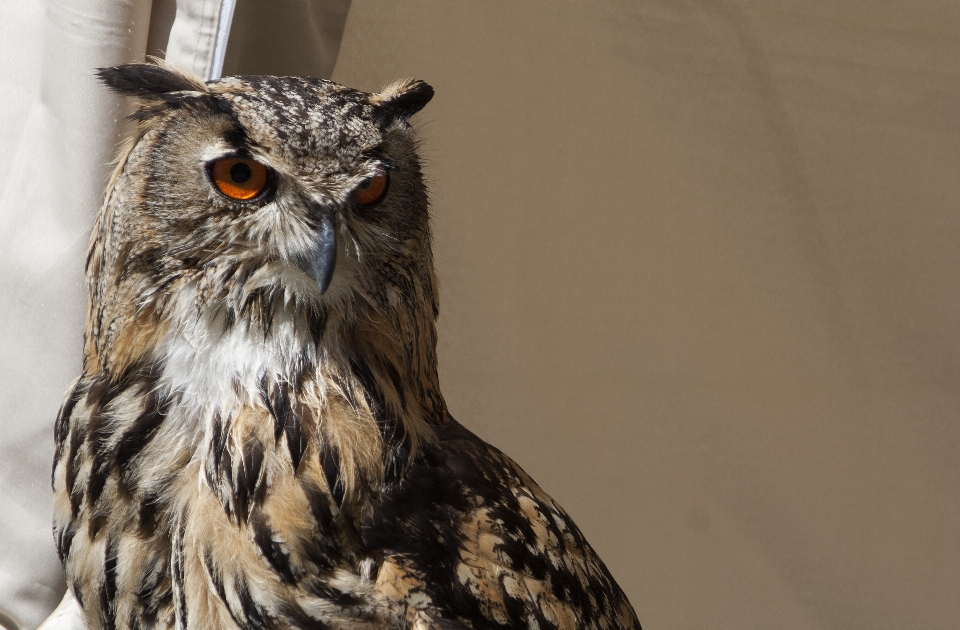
352,167,390,206
208,157,273,202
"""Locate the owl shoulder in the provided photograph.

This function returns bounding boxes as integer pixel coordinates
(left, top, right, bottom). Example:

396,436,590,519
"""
364,417,641,630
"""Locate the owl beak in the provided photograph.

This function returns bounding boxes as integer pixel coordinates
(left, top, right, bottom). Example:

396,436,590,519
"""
295,213,337,295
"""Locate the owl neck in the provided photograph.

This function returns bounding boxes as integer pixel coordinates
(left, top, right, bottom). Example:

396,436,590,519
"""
85,268,447,471
214,288,440,419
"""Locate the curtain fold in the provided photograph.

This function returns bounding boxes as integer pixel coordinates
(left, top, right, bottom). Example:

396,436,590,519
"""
164,0,232,80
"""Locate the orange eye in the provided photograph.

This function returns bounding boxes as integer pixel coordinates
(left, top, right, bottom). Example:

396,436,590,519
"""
209,157,270,201
352,169,389,206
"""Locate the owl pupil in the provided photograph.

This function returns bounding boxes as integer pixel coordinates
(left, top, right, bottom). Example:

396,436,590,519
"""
230,162,252,183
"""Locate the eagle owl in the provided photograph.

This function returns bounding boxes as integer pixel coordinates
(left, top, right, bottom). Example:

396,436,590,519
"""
51,60,642,630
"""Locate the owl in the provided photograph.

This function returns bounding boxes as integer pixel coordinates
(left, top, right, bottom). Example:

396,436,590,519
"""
51,59,642,630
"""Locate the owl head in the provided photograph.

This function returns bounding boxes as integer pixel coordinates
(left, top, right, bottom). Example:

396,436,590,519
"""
85,61,445,450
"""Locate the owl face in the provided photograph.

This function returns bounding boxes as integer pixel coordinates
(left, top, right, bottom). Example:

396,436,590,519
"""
86,64,443,438
99,68,434,326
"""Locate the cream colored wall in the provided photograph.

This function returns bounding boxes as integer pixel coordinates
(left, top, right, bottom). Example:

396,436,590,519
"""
331,2,959,628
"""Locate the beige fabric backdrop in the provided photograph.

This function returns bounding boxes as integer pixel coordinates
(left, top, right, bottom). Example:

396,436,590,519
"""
328,2,959,629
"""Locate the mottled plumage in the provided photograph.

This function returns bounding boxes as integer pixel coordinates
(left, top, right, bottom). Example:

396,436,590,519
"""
51,59,641,630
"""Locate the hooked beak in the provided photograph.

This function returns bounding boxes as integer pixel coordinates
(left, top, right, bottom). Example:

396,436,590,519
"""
294,212,337,295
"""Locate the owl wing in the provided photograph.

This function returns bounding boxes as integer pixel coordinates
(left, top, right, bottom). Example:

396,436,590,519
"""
364,418,641,630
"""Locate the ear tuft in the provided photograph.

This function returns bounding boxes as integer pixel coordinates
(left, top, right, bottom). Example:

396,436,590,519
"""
97,59,208,101
371,78,434,119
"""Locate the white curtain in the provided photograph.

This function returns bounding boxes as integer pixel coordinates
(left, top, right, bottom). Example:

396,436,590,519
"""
0,2,233,627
